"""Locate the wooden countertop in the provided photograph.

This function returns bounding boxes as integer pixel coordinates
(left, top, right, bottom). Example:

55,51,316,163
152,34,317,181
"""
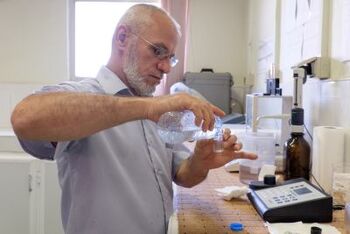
174,168,345,234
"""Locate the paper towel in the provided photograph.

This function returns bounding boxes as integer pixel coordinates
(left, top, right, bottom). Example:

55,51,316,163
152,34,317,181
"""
312,126,345,193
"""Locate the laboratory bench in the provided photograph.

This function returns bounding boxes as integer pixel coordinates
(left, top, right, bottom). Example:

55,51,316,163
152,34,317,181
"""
173,167,346,234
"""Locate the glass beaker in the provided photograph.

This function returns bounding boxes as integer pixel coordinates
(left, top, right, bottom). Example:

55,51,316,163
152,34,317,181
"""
332,163,350,206
239,132,276,184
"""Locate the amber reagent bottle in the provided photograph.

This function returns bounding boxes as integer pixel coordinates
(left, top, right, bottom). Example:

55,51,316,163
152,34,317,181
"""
284,108,311,180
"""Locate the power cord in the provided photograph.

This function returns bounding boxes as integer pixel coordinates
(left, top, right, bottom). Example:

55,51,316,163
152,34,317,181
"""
303,123,313,141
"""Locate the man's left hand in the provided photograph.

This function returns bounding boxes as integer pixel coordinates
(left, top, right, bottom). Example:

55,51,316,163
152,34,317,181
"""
190,128,257,173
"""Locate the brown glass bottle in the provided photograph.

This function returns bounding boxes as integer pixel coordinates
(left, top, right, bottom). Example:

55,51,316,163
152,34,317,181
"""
284,108,311,180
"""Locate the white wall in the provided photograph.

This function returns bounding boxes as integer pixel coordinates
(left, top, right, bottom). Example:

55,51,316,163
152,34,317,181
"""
186,0,249,113
0,0,69,128
0,0,69,84
247,0,278,91
187,0,248,86
330,0,350,79
0,83,44,128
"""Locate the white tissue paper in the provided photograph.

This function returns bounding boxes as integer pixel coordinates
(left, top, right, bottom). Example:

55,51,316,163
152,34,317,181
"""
266,222,341,234
224,159,241,172
215,186,248,201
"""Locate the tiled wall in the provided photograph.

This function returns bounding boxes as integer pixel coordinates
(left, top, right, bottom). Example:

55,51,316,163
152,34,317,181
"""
304,78,350,132
319,80,350,127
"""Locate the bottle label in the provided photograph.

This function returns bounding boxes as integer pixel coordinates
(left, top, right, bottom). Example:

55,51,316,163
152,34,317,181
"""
291,125,304,133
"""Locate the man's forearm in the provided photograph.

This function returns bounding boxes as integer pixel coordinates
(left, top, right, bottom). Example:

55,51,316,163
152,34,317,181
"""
12,91,224,142
174,156,209,188
11,92,150,141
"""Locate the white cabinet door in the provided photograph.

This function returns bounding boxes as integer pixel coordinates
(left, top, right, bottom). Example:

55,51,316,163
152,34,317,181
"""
0,155,37,234
39,161,64,234
0,154,64,234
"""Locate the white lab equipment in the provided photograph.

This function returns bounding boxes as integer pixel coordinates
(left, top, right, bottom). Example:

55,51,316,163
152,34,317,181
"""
291,56,330,107
238,132,276,184
245,94,293,155
248,178,333,223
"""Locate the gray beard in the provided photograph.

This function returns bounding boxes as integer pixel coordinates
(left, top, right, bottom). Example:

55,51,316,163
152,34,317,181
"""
123,45,155,97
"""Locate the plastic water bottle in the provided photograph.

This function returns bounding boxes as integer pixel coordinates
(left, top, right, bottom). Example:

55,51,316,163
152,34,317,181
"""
170,82,207,101
157,110,224,152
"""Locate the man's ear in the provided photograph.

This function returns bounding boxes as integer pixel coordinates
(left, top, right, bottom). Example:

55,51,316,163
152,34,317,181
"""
118,33,126,43
115,25,128,48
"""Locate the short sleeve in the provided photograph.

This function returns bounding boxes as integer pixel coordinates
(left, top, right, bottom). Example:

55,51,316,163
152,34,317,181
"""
38,80,101,94
16,80,102,160
19,139,56,160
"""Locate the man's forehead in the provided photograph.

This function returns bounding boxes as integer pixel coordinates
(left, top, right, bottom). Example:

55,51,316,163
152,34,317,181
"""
149,12,179,35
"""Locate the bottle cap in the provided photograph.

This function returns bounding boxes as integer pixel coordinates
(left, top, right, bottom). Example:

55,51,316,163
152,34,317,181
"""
291,108,304,125
263,174,276,185
310,226,322,234
249,175,277,190
229,222,243,231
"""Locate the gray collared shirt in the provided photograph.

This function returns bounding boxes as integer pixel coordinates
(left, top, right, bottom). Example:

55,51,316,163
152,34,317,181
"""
18,66,190,234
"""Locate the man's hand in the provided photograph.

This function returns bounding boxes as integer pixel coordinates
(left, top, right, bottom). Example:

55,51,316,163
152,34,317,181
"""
191,129,257,173
174,129,257,187
146,93,225,132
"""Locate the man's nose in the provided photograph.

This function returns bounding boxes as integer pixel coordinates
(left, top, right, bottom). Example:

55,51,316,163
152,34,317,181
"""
157,59,172,74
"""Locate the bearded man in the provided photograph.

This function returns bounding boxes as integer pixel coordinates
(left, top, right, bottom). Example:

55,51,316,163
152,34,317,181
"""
11,4,256,234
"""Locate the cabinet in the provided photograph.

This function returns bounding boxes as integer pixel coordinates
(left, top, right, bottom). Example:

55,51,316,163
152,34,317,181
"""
0,153,63,234
183,72,233,114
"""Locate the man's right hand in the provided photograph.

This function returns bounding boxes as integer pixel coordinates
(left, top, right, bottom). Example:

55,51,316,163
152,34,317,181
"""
145,93,225,132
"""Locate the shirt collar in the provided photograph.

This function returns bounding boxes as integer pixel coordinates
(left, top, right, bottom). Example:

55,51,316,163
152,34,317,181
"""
96,66,128,95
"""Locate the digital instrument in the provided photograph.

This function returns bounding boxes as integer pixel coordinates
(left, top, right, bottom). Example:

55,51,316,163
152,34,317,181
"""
247,178,333,222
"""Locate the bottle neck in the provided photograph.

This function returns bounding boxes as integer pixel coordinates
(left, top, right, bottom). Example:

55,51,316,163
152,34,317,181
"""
290,125,304,135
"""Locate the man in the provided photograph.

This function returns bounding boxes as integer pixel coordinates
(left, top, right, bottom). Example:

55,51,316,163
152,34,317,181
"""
11,4,256,234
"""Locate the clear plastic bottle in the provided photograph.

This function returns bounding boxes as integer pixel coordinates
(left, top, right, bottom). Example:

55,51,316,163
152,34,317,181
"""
157,111,224,152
